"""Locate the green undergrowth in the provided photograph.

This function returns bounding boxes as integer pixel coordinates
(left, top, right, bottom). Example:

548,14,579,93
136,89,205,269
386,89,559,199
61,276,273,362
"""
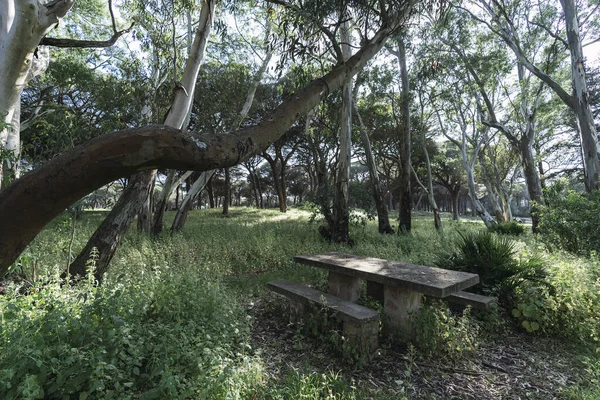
4,207,600,398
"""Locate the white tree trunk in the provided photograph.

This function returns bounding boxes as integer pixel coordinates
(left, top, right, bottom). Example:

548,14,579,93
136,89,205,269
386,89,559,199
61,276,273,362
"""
331,17,353,243
0,0,64,187
560,0,600,191
150,0,216,235
170,19,273,231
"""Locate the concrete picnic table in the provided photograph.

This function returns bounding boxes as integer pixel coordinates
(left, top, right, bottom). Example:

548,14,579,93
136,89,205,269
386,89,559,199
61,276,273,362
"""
294,252,480,334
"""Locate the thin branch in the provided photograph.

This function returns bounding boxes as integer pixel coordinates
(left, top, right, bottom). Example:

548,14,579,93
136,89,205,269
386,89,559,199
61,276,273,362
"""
40,23,134,48
528,19,568,48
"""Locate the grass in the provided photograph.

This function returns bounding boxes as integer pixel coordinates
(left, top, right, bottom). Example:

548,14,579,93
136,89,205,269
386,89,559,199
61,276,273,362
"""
2,207,599,399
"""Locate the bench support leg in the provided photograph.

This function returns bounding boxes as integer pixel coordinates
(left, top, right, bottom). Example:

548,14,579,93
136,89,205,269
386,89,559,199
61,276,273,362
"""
383,286,421,338
288,300,306,323
328,272,361,302
343,320,379,361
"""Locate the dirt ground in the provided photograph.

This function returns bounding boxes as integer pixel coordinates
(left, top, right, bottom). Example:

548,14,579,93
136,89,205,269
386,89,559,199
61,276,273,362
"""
248,295,589,399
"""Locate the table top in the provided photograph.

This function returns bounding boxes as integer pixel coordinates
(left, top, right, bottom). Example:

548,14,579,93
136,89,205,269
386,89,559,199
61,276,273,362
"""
294,252,479,298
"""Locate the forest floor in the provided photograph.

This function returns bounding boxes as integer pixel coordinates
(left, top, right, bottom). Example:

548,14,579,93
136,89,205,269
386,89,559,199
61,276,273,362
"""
247,292,590,399
4,207,599,399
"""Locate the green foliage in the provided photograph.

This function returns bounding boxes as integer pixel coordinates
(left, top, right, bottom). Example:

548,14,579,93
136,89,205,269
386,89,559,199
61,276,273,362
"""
488,220,525,236
409,302,480,359
538,181,600,255
11,208,600,397
511,253,600,341
434,231,549,305
0,264,260,399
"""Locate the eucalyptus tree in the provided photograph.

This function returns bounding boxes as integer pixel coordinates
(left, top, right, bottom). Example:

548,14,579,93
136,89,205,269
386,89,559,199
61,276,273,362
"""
423,6,554,230
69,0,216,278
387,35,413,233
434,86,497,228
477,137,521,222
461,0,600,192
431,144,466,220
412,77,442,230
0,0,446,276
353,90,394,233
0,0,134,188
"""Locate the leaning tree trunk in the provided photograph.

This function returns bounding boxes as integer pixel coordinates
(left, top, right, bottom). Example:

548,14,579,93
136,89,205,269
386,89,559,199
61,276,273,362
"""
68,170,155,280
331,18,353,244
412,143,442,231
69,0,216,277
395,36,412,234
355,106,394,233
0,13,412,276
171,171,213,231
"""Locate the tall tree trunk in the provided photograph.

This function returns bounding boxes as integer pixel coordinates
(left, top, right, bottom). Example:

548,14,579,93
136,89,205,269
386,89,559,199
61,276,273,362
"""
355,106,393,233
560,0,599,191
69,0,215,276
223,168,231,217
208,178,215,208
331,18,352,243
276,163,287,212
137,178,154,233
520,140,544,231
251,172,261,208
68,170,155,280
451,190,460,220
0,1,65,188
412,145,442,231
395,36,412,233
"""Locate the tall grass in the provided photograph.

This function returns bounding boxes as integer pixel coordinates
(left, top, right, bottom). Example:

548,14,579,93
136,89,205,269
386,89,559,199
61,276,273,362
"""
3,207,600,398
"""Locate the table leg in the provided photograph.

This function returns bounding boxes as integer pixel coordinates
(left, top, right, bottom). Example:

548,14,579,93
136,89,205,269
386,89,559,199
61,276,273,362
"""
383,286,422,338
328,272,361,302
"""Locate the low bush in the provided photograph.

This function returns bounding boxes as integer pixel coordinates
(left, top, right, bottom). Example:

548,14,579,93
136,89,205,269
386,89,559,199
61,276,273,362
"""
488,221,525,236
409,301,480,359
538,180,600,255
511,253,600,340
434,231,549,307
0,264,261,399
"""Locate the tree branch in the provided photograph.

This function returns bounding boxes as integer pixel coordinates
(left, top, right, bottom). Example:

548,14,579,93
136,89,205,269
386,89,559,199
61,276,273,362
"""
40,23,134,48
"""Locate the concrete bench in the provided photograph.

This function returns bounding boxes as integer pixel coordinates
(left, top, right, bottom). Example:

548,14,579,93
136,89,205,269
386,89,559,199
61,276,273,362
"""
445,290,496,310
267,279,379,361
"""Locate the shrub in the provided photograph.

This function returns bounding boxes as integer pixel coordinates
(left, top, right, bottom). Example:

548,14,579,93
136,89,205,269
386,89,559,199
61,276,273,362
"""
538,180,600,255
434,231,549,307
511,254,600,340
409,301,480,359
0,266,261,399
488,221,525,236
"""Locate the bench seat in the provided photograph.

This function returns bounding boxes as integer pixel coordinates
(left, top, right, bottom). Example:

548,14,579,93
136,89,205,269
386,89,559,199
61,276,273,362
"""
267,279,379,361
445,290,496,309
